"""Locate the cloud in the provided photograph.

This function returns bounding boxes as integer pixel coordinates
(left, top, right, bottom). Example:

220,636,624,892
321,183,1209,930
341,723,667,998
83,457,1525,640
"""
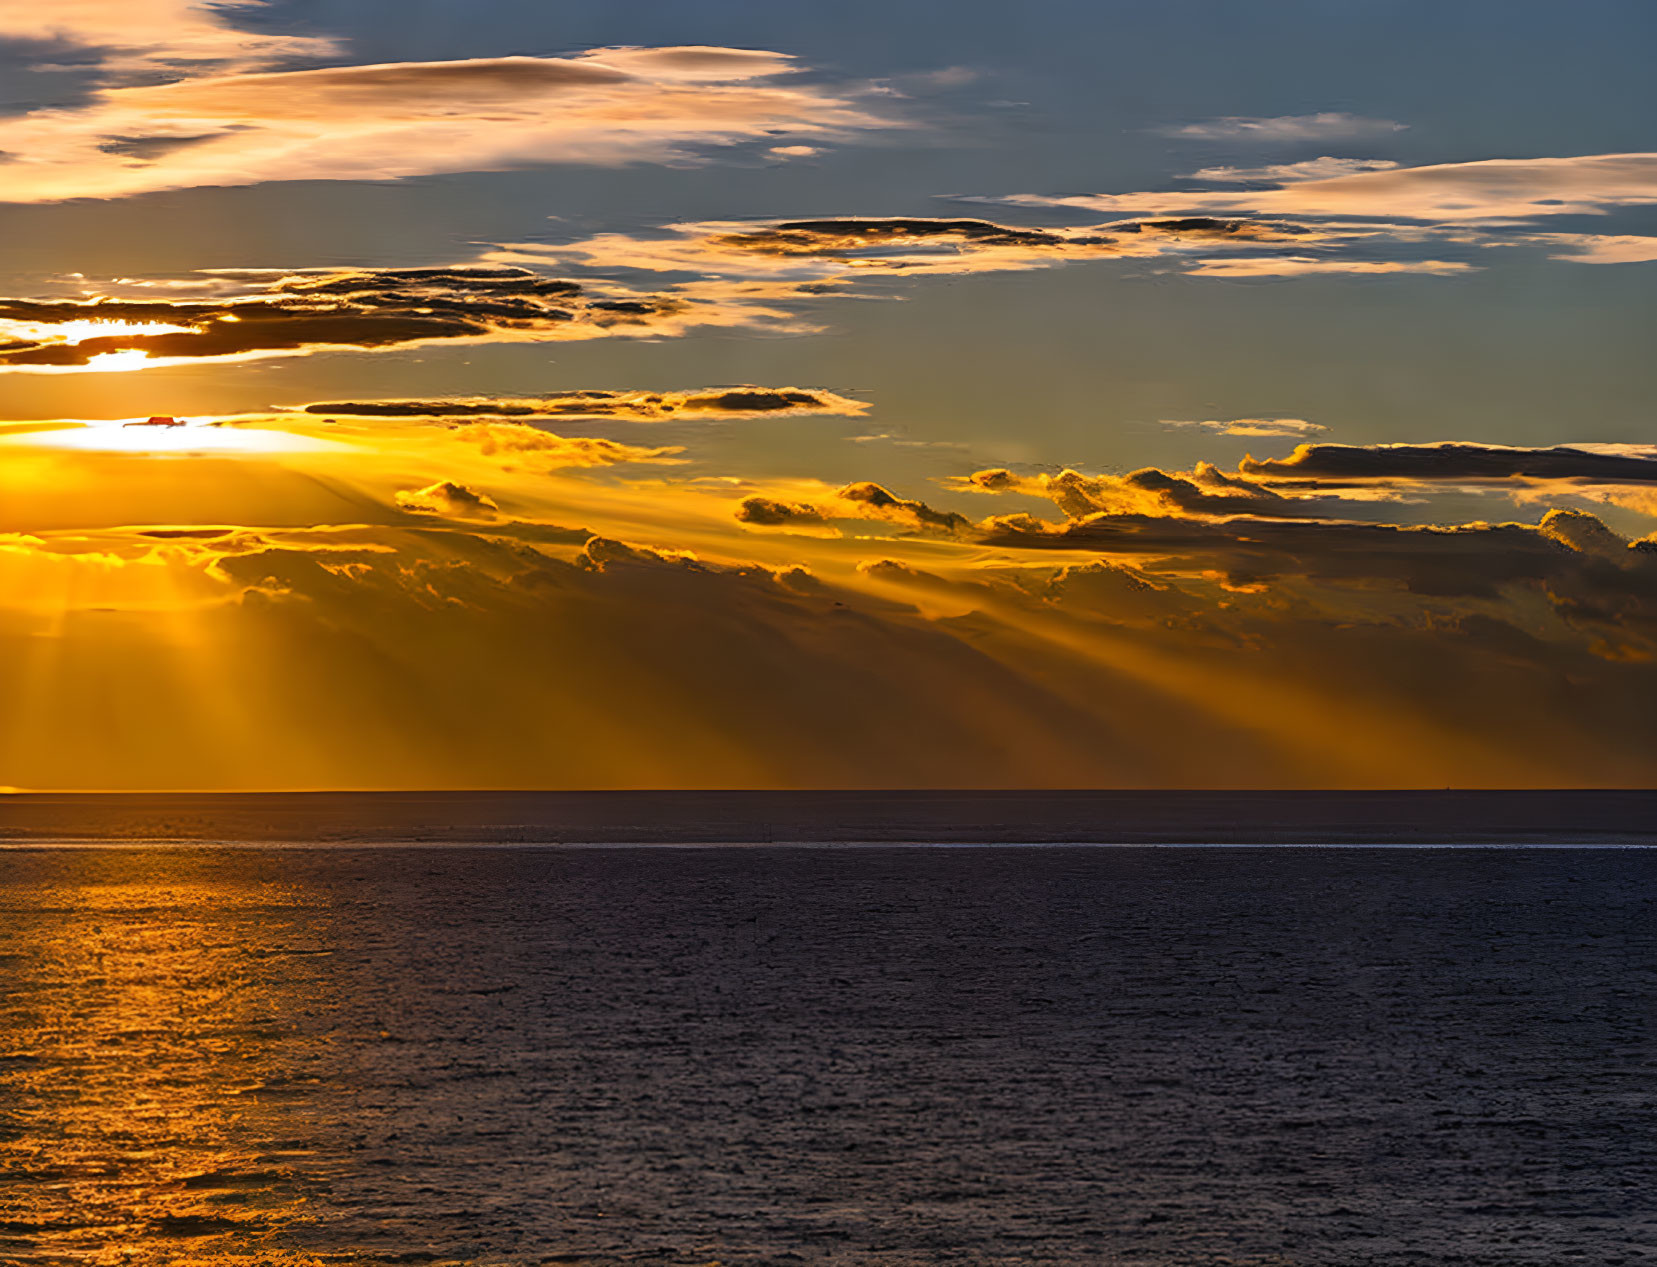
393,481,501,520
450,423,682,471
735,496,834,529
983,508,1624,595
982,152,1657,279
510,153,1657,302
492,212,1430,309
848,432,971,452
733,483,976,538
1188,157,1402,183
0,265,783,373
1002,152,1657,223
952,463,1323,520
300,386,868,423
1182,256,1471,277
1526,233,1657,264
6,446,1657,787
836,482,975,537
520,214,1336,283
53,524,1181,789
1160,113,1408,141
1162,418,1328,438
0,43,897,201
954,443,1657,534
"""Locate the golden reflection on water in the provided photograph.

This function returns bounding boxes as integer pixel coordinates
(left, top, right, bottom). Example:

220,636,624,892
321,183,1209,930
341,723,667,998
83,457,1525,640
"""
0,857,332,1265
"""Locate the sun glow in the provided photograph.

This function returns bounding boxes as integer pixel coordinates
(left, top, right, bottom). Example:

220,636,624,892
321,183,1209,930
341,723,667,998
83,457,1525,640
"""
20,318,196,343
0,316,199,373
6,419,343,454
83,349,155,373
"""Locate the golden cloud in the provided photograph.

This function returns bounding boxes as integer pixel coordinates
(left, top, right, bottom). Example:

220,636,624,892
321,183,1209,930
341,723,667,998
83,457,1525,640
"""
393,481,502,521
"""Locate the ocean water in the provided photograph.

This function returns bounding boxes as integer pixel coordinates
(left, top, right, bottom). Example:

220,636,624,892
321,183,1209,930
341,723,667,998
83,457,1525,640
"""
0,844,1651,1266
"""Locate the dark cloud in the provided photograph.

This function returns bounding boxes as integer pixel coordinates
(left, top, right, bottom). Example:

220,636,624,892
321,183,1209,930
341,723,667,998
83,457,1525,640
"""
300,386,866,422
983,506,1657,603
715,217,1093,253
0,266,702,370
709,216,1311,259
733,483,977,536
837,482,975,537
1240,441,1657,487
736,497,833,528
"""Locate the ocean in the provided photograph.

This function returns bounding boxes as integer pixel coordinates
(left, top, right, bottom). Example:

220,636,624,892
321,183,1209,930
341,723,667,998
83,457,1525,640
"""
0,798,1653,1264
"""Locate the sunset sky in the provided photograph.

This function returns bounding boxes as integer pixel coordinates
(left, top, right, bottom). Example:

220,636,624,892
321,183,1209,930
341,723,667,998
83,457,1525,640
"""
3,0,1657,790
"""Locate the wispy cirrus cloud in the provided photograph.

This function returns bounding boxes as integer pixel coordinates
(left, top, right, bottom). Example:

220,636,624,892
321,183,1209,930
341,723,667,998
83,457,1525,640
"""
0,0,339,77
1187,157,1402,183
0,43,898,201
1158,113,1408,141
1183,255,1471,277
1524,233,1657,264
1001,152,1657,224
1161,418,1328,438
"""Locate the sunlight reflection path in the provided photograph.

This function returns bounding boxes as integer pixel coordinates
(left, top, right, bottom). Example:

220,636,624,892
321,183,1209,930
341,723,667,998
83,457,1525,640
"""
0,853,336,1264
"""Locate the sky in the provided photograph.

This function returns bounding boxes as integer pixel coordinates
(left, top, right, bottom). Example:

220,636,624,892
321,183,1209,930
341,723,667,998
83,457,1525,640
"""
2,0,1656,790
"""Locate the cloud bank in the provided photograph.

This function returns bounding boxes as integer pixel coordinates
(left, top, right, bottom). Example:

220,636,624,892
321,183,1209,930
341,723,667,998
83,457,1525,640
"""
3,412,1657,788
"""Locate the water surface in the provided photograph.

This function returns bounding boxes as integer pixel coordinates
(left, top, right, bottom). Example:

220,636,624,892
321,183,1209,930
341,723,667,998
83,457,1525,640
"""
0,846,1652,1265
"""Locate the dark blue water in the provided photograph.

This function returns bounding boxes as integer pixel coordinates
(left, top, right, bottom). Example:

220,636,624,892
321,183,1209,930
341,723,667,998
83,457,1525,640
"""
0,845,1652,1265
